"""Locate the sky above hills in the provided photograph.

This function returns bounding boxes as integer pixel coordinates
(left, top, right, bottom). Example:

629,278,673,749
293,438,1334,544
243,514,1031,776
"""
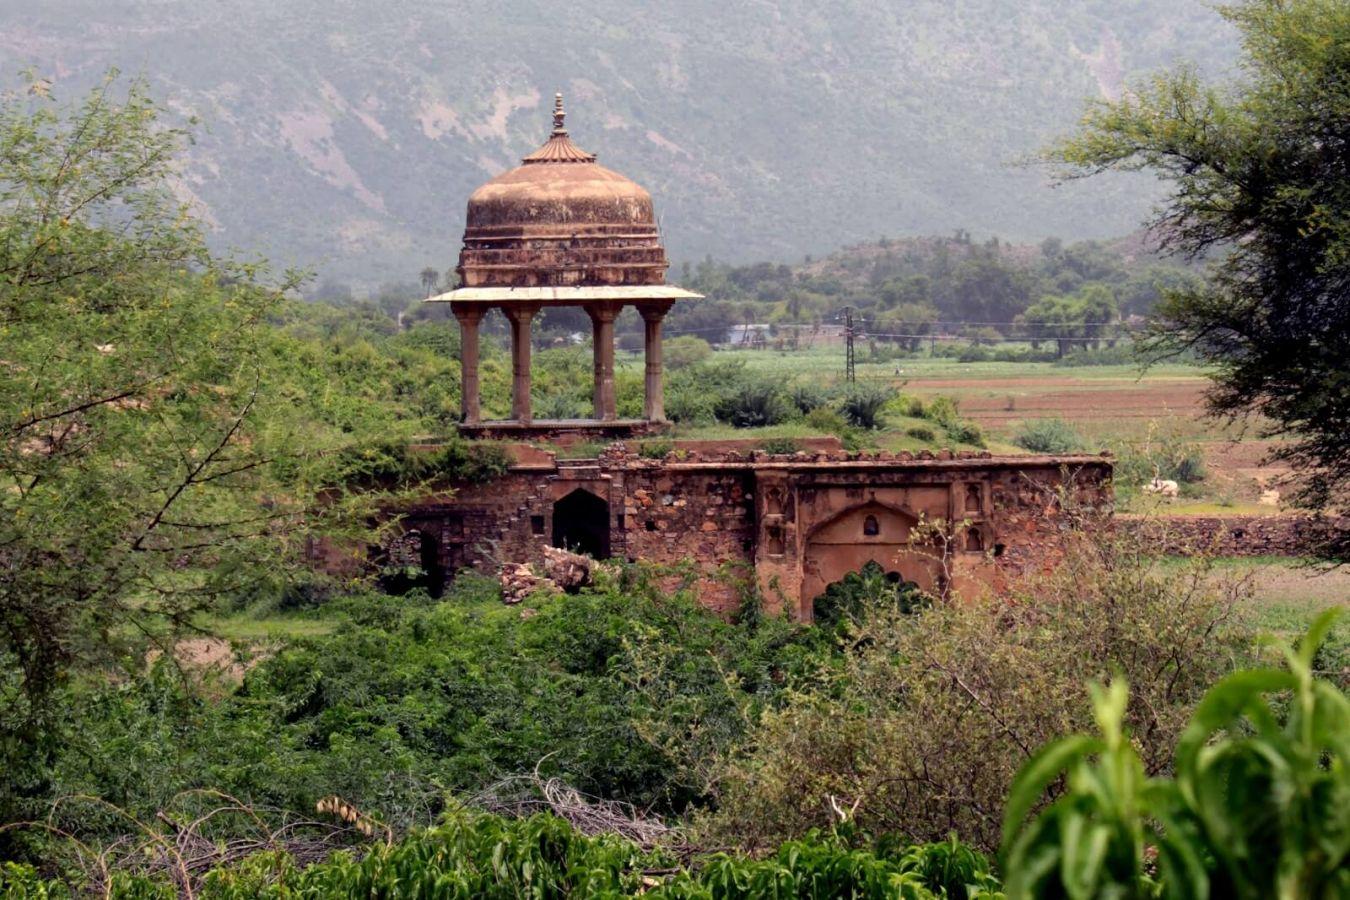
0,0,1240,287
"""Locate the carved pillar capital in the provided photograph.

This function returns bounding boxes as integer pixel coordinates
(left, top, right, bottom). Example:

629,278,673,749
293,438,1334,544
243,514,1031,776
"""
502,303,540,325
584,301,623,324
449,301,486,325
637,299,674,322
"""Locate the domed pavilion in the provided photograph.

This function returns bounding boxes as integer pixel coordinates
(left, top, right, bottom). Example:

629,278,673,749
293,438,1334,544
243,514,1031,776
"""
428,94,701,436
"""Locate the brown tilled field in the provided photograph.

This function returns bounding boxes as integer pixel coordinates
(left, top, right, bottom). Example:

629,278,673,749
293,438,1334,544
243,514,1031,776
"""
900,366,1294,508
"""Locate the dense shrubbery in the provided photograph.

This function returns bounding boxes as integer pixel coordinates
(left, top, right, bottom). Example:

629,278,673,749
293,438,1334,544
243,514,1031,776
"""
838,384,895,430
340,439,511,484
12,615,1344,898
1052,344,1137,367
715,378,793,428
935,343,1057,364
703,531,1252,854
11,571,826,857
922,396,986,448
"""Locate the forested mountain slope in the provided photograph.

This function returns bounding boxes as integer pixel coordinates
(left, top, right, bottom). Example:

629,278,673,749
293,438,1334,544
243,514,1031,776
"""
0,0,1236,285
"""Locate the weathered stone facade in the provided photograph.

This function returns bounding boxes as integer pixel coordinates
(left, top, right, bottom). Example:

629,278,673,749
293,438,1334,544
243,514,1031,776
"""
383,441,1113,619
1118,513,1348,558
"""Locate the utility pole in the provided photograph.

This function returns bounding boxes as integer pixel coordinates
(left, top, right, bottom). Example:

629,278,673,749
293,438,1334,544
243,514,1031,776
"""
844,306,856,383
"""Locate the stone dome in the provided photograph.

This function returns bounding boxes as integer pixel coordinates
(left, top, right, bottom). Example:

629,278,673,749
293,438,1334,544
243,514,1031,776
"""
456,94,669,288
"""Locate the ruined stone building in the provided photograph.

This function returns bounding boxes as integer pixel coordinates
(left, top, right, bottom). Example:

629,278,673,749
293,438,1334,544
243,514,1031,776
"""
375,96,1113,619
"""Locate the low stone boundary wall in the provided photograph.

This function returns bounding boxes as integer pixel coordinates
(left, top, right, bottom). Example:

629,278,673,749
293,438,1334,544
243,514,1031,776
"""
1119,514,1345,557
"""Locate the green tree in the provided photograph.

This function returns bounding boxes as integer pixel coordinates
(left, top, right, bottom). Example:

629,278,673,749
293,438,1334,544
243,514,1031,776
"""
1052,0,1350,557
0,75,394,825
876,302,939,350
417,266,438,297
1020,294,1080,358
1076,282,1118,349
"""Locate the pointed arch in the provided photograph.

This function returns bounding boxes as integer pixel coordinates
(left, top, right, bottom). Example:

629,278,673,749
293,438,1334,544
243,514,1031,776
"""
800,500,941,620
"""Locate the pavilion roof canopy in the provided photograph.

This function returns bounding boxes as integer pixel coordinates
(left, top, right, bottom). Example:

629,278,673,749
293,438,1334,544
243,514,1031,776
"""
428,285,703,305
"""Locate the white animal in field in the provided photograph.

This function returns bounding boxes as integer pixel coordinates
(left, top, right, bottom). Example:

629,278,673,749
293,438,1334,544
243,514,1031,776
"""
1144,478,1179,499
1259,488,1281,506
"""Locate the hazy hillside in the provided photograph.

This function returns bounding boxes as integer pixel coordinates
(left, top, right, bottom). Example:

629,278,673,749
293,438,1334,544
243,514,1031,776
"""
0,0,1238,287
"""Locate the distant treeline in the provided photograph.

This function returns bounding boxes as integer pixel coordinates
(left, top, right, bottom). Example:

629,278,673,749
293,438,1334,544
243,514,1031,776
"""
325,231,1204,357
665,231,1205,355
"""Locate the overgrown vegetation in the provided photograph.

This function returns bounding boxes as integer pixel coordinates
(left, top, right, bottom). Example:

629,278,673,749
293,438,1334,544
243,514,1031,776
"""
703,531,1252,854
4,570,826,859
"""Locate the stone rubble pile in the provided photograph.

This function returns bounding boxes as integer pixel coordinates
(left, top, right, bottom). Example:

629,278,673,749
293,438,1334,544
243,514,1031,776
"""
499,545,594,604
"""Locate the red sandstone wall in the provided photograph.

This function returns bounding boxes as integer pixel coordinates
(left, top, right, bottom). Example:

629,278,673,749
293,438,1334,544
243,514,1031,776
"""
1118,514,1344,557
362,446,1113,617
617,465,756,614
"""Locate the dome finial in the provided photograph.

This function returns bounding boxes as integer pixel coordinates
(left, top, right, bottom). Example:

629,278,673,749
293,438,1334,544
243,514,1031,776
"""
521,91,596,164
552,92,566,135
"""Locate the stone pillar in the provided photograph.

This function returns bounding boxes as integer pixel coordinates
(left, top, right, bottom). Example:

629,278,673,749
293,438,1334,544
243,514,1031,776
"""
451,303,484,425
503,304,539,423
639,301,673,422
587,302,621,421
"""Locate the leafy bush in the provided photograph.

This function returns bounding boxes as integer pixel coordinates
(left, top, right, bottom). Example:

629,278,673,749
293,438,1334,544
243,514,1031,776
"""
664,335,713,369
1053,343,1137,366
837,384,895,430
716,379,791,428
788,382,831,415
705,532,1252,854
812,560,930,631
804,406,848,435
958,343,992,363
944,420,986,447
536,392,588,420
342,439,510,484
665,385,717,425
666,361,769,426
637,439,676,459
35,576,826,842
923,395,961,427
1013,418,1084,454
905,425,937,442
1002,612,1348,900
934,344,1057,364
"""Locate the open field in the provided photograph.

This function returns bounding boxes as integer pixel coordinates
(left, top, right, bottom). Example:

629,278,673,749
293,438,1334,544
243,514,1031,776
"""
690,347,1217,440
655,346,1293,510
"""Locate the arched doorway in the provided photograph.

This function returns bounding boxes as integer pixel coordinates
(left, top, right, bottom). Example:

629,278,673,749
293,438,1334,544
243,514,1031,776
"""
800,500,942,620
552,488,611,559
